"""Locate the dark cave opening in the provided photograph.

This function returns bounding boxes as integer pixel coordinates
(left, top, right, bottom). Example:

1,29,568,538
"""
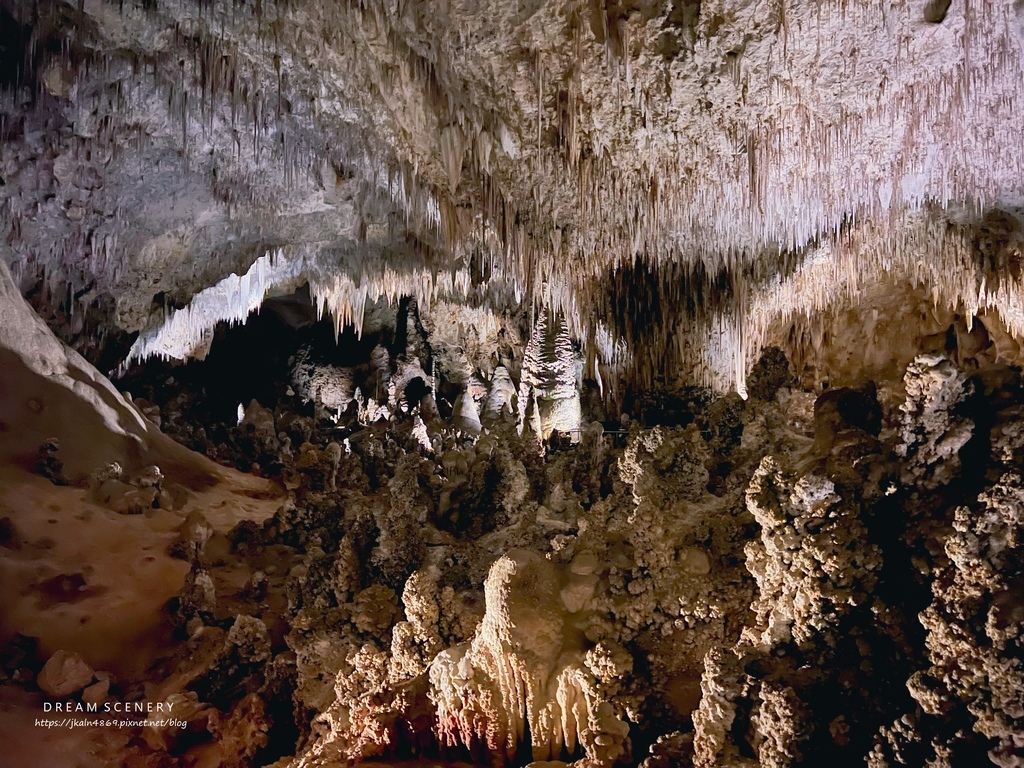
116,286,395,473
4,0,1024,762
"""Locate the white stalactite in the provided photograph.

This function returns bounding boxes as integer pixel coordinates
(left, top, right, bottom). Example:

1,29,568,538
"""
126,248,305,364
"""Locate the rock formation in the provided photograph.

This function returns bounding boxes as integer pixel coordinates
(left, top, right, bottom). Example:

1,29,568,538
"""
3,0,1024,766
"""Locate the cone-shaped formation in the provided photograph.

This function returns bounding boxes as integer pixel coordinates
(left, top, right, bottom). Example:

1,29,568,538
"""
518,311,583,439
452,390,482,435
482,365,516,422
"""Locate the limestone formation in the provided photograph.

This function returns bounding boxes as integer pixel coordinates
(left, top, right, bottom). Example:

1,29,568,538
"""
36,650,95,697
3,0,1024,766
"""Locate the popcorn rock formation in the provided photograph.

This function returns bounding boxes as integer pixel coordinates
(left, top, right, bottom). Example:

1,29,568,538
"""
3,0,1024,766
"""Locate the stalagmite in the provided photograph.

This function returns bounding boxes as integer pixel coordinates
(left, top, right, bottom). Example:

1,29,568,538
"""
428,551,630,765
482,365,516,421
7,1,1024,767
518,311,584,439
451,389,482,435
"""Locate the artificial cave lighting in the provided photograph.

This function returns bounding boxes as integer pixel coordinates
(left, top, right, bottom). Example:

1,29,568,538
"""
1,0,1024,767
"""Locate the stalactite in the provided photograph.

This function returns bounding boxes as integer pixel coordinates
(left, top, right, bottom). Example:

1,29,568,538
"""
16,0,1024,410
124,247,304,365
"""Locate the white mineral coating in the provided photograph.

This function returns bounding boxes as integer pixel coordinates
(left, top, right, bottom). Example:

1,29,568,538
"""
897,354,975,489
291,348,357,412
6,0,1024,402
482,365,516,421
127,248,305,364
518,312,584,438
452,390,483,434
0,260,152,478
429,550,628,764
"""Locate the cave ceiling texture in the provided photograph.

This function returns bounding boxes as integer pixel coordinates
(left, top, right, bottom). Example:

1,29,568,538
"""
3,0,1024,767
2,0,1021,393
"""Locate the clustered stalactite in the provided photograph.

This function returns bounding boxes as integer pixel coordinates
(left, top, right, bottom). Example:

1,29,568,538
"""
3,0,1024,404
5,218,1024,766
4,0,1024,766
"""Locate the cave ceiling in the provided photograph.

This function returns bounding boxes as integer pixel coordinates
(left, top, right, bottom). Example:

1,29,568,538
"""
2,0,1024,392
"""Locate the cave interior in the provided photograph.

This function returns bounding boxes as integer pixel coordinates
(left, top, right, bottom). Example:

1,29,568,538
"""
2,0,1024,767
